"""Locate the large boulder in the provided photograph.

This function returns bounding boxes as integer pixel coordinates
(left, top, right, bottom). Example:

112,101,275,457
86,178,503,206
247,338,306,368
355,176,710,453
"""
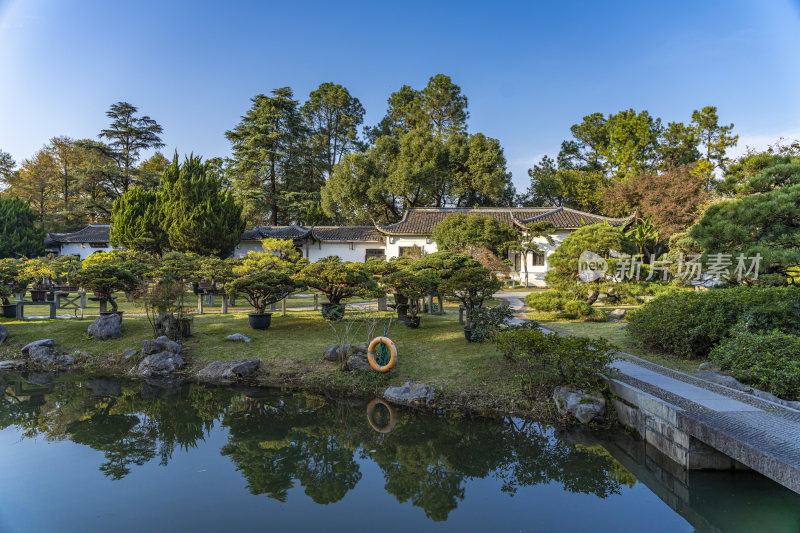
0,324,7,346
20,339,74,369
346,354,373,371
197,359,261,385
324,344,367,362
384,382,435,406
137,351,185,379
607,308,627,320
142,336,181,356
553,386,606,424
87,313,122,340
137,336,184,379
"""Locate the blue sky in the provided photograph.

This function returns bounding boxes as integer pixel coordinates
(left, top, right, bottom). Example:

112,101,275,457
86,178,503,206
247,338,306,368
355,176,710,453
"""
1,0,799,192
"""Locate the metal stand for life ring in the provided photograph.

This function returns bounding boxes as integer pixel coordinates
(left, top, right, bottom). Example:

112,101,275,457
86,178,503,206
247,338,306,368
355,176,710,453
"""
366,398,397,433
367,336,397,373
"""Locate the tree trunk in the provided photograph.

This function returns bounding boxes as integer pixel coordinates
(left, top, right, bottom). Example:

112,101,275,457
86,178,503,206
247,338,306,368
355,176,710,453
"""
586,290,599,306
270,158,278,225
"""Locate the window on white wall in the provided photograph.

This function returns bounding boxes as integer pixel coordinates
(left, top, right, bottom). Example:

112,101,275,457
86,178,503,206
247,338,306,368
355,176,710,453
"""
531,253,545,266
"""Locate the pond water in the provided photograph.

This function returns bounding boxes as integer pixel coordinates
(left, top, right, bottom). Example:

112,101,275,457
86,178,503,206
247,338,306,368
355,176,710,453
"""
1,374,799,533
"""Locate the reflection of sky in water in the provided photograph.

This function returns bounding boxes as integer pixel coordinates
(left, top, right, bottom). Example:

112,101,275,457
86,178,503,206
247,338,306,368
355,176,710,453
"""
0,376,798,533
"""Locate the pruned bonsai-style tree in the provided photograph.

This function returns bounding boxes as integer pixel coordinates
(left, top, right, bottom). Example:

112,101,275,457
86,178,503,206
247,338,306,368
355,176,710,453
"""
381,269,441,327
294,256,380,320
74,263,141,314
440,267,502,331
227,271,298,329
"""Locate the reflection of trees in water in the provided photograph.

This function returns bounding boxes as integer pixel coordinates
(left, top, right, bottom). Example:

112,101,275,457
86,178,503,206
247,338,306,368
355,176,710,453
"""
0,375,633,520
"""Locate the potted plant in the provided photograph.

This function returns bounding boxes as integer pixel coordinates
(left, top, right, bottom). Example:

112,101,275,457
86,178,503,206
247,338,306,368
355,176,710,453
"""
381,269,440,328
294,256,380,321
0,259,21,317
440,267,502,342
21,258,54,302
227,271,297,330
74,263,141,317
0,286,14,318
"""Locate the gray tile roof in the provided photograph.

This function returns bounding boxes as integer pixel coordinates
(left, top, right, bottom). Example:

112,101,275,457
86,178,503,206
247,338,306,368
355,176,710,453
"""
46,224,110,244
311,226,384,242
241,225,312,241
376,207,632,234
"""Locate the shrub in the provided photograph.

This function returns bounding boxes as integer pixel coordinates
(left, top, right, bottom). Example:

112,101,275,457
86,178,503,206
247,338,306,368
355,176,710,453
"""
710,331,800,400
627,285,800,359
493,328,616,395
470,305,514,343
294,256,381,305
227,271,298,315
562,300,592,318
525,290,565,312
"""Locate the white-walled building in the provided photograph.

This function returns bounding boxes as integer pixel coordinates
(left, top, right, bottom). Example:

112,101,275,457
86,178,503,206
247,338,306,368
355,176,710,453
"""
44,224,114,260
45,207,632,287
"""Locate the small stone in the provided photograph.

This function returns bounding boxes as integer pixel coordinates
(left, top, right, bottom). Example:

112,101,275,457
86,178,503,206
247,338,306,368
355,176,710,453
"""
698,362,714,371
197,359,261,384
619,324,627,329
122,349,138,361
0,324,7,346
553,386,605,424
608,309,627,320
345,354,373,371
385,382,435,406
226,333,251,343
87,313,122,340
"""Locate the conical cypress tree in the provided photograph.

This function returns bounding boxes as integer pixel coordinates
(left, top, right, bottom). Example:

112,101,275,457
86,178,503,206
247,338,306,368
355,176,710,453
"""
110,187,166,255
0,198,46,258
159,154,246,258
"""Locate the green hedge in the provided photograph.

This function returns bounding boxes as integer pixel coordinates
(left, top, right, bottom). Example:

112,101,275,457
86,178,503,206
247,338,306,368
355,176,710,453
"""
626,286,800,359
525,290,566,312
710,331,800,400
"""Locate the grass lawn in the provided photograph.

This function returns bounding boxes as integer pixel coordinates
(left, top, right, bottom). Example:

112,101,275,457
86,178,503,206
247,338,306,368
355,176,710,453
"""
0,304,536,415
535,318,704,374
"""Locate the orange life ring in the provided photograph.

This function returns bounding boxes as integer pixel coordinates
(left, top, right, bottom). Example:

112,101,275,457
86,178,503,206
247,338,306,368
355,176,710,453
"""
366,398,397,433
367,336,397,373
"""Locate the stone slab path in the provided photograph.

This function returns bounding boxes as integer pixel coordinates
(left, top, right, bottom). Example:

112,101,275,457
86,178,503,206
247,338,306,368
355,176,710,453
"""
494,290,800,493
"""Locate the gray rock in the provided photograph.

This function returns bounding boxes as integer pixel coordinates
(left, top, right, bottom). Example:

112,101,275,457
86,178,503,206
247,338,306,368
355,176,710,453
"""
142,336,181,356
122,349,138,361
695,369,800,410
86,377,122,397
21,339,55,355
695,370,748,391
619,324,627,329
324,344,367,362
346,354,373,371
698,362,715,371
137,351,185,379
87,313,122,340
226,333,251,343
0,324,7,346
0,360,25,371
20,339,73,368
385,382,435,406
553,386,606,424
607,308,627,320
197,358,261,384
